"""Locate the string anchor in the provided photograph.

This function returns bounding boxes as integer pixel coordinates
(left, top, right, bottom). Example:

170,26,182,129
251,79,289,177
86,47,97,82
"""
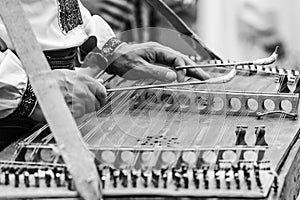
256,111,297,120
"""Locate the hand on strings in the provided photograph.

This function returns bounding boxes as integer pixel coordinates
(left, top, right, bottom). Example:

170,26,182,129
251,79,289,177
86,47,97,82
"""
30,69,107,122
106,42,210,82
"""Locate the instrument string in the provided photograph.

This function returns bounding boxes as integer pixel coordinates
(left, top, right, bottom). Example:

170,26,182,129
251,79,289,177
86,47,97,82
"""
84,90,137,144
263,72,287,168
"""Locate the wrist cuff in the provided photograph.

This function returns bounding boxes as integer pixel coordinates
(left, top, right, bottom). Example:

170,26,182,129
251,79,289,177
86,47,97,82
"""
101,37,123,58
10,81,37,118
101,37,124,74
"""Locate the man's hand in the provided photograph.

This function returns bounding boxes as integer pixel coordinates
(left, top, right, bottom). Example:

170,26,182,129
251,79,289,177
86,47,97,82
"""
107,42,210,82
30,69,107,122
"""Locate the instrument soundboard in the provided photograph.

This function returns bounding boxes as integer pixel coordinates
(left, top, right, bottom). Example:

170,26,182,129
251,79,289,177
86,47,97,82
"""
4,63,300,200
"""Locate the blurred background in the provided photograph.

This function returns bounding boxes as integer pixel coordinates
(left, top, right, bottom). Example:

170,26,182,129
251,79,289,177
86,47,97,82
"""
81,0,300,69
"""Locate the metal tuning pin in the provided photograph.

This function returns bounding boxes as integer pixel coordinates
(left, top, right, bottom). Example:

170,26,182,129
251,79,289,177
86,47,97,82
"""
141,169,150,188
112,169,119,188
203,167,209,189
120,169,128,188
255,126,268,146
253,163,260,177
150,170,159,188
225,168,231,189
45,168,52,187
242,165,251,190
232,164,240,189
182,173,189,189
65,171,75,191
161,167,168,188
4,170,9,185
14,171,19,188
54,170,62,187
34,171,40,187
253,163,262,188
192,168,200,189
246,177,252,190
214,166,221,189
97,165,106,189
181,164,189,189
131,169,139,188
23,169,30,187
174,170,182,188
235,126,248,145
242,165,249,179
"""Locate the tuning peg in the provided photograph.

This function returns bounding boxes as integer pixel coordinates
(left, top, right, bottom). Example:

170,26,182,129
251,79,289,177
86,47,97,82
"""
120,169,128,188
45,168,53,187
4,170,9,185
14,172,19,188
141,169,150,188
34,171,40,187
151,170,160,188
23,170,30,187
131,169,139,188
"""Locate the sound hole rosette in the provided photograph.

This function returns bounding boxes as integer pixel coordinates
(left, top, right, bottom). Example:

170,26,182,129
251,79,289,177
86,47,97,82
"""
246,98,259,112
160,92,175,110
129,92,143,110
229,97,242,112
144,90,159,103
280,99,293,112
120,150,136,166
141,151,155,163
202,150,217,164
263,99,276,111
243,150,258,162
160,151,177,166
221,150,237,163
195,95,209,111
39,148,56,163
181,151,197,165
177,94,191,111
100,150,116,164
212,96,224,111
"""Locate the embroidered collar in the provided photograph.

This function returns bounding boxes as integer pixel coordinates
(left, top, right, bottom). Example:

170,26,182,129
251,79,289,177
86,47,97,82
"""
57,0,83,34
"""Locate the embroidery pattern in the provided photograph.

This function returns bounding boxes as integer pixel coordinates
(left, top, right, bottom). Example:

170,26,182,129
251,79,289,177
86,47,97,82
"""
10,82,37,118
101,37,123,57
57,0,83,34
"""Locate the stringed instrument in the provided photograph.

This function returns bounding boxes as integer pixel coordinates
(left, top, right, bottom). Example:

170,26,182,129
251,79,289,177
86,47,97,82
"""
10,46,300,200
3,0,300,200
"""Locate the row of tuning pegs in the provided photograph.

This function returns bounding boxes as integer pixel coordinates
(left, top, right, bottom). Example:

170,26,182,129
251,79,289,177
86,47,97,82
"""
96,163,269,190
235,125,268,146
0,166,75,190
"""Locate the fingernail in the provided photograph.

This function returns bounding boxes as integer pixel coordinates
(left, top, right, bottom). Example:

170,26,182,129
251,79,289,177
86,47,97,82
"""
165,71,176,82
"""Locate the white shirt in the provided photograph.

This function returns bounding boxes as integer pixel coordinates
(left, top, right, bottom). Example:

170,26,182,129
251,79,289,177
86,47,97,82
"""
0,0,115,118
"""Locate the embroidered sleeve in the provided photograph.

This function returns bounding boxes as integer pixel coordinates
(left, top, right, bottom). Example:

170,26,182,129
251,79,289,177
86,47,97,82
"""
9,82,37,118
78,1,116,49
0,50,28,119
